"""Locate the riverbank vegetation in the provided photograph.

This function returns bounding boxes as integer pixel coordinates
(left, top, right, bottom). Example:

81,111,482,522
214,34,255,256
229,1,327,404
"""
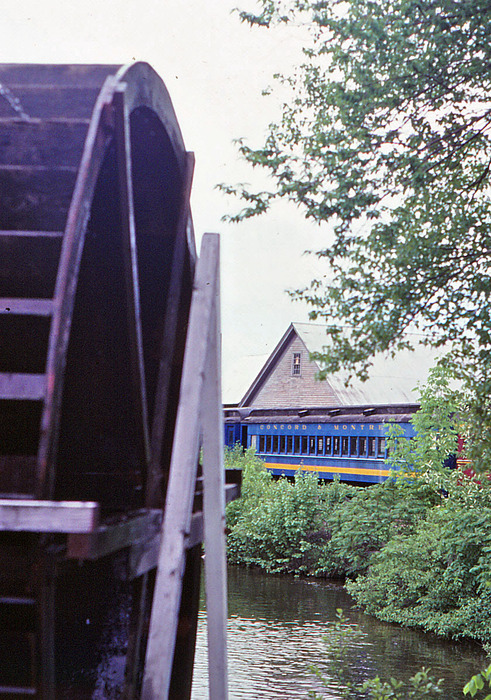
226,453,491,645
225,370,491,646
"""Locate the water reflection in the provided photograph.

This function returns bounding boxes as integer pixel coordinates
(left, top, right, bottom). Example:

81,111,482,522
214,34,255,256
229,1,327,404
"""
191,566,487,699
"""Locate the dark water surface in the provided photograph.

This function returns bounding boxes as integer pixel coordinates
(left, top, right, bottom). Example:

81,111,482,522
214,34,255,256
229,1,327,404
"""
191,566,487,699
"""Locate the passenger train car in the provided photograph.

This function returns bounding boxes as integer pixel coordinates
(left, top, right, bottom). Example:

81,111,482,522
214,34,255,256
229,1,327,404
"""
224,404,419,484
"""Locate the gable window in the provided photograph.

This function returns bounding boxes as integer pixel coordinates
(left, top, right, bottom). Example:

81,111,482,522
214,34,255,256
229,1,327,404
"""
292,352,301,376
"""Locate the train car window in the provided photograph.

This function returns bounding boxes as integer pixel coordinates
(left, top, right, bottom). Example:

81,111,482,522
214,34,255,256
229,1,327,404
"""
317,437,324,454
368,437,376,457
272,436,279,453
266,436,272,453
378,437,386,457
250,435,257,450
333,436,340,455
349,436,358,456
325,436,332,454
259,436,265,453
294,436,301,454
359,436,367,456
280,435,286,453
287,435,293,453
309,436,316,454
301,436,309,454
341,436,349,455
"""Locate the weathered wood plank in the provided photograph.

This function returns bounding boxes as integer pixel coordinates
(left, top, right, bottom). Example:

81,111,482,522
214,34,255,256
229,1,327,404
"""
0,685,36,695
0,299,53,316
146,151,195,507
0,86,102,119
0,166,77,230
202,251,229,700
66,509,162,560
0,499,99,532
36,75,118,498
126,483,240,579
0,64,120,88
0,373,45,400
0,230,63,238
128,512,202,580
0,119,89,167
113,86,150,466
68,482,239,573
169,545,202,700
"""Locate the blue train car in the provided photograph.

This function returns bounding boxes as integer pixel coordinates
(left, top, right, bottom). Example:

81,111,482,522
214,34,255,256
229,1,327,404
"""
224,405,418,485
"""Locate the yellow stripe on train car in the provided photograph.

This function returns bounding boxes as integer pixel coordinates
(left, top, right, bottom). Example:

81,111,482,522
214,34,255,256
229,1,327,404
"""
264,462,392,477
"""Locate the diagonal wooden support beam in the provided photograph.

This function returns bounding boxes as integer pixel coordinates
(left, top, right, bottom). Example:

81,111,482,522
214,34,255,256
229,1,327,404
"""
201,266,228,700
141,233,227,700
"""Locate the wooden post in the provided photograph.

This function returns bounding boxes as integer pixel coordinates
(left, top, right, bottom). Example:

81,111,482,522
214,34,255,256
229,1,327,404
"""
202,264,228,700
141,233,228,699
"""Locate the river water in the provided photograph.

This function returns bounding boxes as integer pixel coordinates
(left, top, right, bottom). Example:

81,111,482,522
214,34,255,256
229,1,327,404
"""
191,566,487,699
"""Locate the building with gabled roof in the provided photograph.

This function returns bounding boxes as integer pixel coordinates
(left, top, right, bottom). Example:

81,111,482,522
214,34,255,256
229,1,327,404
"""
236,322,441,410
224,322,445,483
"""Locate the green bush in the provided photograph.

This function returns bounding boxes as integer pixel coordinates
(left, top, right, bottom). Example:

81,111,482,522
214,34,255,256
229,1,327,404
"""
225,448,436,578
347,500,491,643
323,478,437,577
226,447,332,574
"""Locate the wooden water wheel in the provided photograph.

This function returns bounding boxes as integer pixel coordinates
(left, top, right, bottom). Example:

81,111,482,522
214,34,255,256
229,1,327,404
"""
0,62,216,699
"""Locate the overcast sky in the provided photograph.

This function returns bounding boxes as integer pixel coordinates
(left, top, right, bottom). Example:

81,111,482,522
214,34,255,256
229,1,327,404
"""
0,0,331,401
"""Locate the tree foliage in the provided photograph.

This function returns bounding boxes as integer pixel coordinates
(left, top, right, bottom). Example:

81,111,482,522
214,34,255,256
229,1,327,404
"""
386,364,461,477
224,0,491,380
386,362,491,475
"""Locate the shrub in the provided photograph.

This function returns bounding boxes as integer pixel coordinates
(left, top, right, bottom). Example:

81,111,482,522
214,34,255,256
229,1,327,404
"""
347,501,491,643
323,478,437,577
225,448,436,578
226,460,332,574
